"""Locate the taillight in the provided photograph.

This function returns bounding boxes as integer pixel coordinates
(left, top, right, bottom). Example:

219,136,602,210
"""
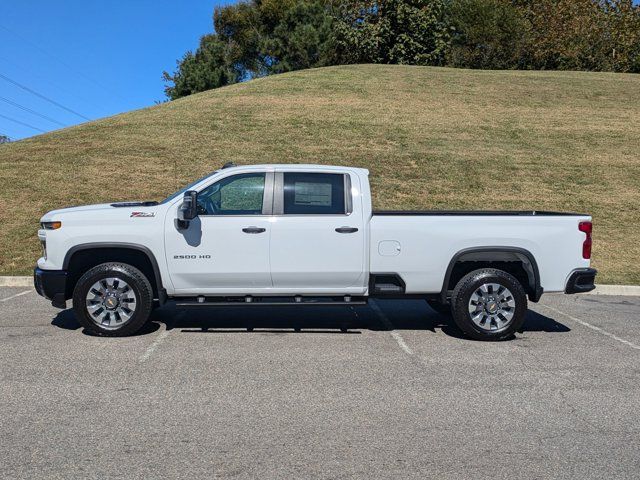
579,221,592,259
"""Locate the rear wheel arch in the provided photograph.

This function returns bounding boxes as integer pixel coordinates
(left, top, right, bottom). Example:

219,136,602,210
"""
63,243,165,302
440,247,541,303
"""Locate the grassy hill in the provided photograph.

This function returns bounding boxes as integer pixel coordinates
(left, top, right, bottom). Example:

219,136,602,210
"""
1,64,639,284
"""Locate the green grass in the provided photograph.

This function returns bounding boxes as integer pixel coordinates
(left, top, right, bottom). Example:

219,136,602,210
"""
1,64,639,284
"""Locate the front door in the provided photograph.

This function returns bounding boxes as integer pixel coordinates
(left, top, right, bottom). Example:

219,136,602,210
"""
165,171,273,293
269,171,366,292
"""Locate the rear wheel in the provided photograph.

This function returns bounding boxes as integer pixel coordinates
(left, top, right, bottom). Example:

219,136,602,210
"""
450,268,527,341
72,262,153,336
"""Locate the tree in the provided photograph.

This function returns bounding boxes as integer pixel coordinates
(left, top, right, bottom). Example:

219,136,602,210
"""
165,0,337,99
447,0,529,69
601,0,640,73
514,0,608,71
214,0,336,77
262,0,337,73
163,34,240,101
213,0,268,77
0,135,11,144
333,0,451,65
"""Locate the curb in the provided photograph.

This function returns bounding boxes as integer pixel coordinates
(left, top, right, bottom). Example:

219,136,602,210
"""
0,276,638,296
587,284,640,296
0,276,32,287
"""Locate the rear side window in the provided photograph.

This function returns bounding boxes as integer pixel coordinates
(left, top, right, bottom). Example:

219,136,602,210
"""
283,173,347,215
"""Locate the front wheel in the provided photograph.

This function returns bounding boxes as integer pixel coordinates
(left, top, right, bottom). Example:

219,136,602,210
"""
450,268,527,341
72,262,153,337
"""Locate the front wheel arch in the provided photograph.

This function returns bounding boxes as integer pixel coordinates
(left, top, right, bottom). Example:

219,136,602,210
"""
64,244,164,302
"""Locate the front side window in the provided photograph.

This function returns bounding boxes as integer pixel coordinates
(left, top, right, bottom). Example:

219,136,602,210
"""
283,173,346,215
197,173,265,215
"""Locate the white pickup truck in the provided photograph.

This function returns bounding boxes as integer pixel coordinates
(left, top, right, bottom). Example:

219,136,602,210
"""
34,163,596,340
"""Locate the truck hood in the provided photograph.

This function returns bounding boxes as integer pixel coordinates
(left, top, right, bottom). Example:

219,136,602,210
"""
40,201,159,222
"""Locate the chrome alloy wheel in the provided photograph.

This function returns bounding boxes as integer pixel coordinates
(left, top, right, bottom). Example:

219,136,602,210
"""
468,283,515,331
85,277,137,329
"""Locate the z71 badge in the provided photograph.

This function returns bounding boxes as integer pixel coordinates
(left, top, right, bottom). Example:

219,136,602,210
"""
130,211,155,218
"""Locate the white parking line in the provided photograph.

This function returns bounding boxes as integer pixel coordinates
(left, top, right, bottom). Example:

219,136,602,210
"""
370,300,413,355
139,329,170,362
539,303,640,351
390,331,414,356
0,290,31,302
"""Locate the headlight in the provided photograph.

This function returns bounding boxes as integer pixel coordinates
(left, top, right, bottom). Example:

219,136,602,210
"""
41,221,62,230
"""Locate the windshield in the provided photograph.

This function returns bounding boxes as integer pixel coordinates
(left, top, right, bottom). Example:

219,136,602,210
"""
159,172,218,204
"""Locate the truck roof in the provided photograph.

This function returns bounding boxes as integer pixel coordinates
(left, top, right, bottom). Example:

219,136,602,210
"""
218,164,370,175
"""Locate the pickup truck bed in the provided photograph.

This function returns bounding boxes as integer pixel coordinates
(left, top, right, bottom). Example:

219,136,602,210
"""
373,211,583,216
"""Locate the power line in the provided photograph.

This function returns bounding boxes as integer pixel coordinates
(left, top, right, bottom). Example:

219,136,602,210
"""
0,112,46,133
0,95,66,127
0,55,104,113
0,72,90,121
0,23,127,102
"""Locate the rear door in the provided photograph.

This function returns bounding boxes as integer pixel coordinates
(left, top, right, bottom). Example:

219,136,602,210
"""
269,170,366,292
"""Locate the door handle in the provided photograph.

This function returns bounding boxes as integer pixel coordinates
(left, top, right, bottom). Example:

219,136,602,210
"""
335,227,358,234
242,227,266,234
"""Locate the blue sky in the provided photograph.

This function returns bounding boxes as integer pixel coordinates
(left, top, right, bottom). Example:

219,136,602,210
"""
0,0,231,140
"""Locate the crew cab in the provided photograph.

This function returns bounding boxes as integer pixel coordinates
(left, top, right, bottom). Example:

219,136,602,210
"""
34,164,596,340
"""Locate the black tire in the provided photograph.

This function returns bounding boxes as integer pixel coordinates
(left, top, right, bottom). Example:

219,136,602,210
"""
72,262,153,337
450,268,527,341
427,300,451,316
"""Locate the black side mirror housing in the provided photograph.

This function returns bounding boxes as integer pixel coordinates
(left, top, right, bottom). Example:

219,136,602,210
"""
177,190,198,229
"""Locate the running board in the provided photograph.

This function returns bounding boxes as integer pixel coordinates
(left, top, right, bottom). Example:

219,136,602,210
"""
175,295,367,307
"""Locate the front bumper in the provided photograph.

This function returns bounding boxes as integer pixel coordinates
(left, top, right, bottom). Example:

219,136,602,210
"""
565,268,597,294
34,267,68,308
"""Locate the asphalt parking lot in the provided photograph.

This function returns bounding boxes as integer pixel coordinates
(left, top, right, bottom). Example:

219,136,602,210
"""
1,287,639,479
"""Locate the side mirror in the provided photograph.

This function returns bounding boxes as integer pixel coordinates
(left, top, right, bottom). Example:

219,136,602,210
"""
177,190,198,229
